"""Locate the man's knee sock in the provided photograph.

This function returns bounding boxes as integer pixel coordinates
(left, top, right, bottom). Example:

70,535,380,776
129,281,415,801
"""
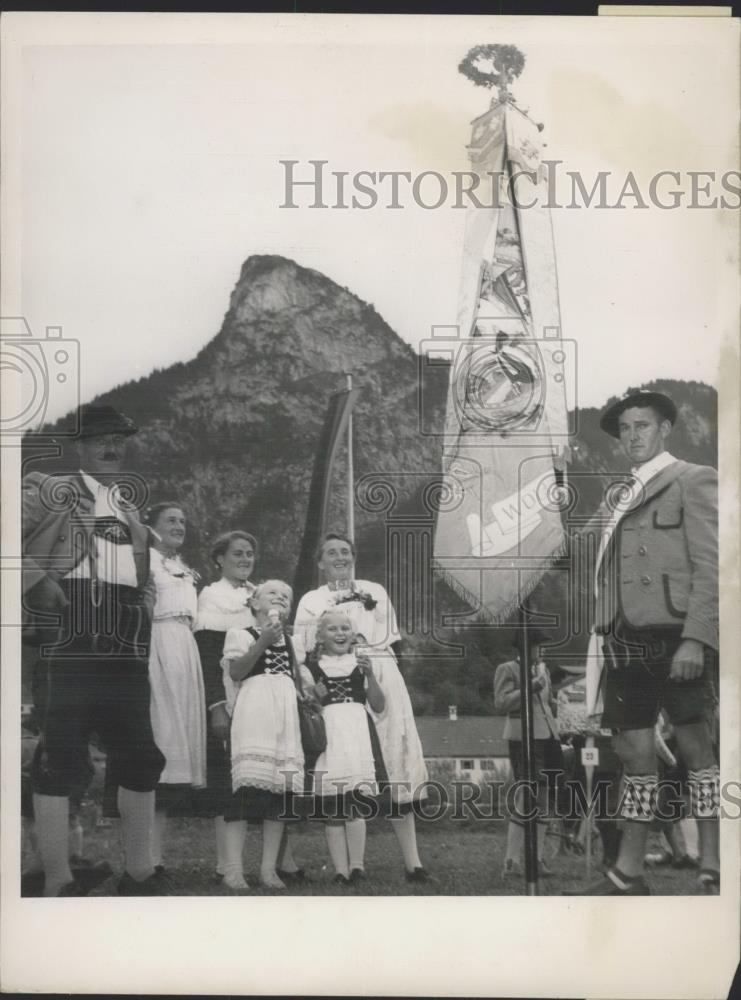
33,794,72,896
688,765,720,878
118,787,155,882
621,773,658,823
687,765,720,819
615,773,657,878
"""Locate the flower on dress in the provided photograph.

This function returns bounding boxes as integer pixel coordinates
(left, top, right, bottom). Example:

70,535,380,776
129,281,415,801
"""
162,554,201,586
332,586,377,611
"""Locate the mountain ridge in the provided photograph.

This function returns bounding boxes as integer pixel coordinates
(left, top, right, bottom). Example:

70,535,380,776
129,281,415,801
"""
26,255,717,714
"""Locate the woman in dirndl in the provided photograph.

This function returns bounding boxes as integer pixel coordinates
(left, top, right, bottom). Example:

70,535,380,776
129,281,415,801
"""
144,502,207,874
194,530,256,883
293,532,430,882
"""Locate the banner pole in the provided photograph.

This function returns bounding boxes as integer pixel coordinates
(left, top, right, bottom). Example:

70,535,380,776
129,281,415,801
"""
346,372,355,541
584,733,595,882
519,598,539,896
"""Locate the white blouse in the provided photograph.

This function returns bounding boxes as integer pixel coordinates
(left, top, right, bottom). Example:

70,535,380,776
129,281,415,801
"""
150,548,198,623
195,577,256,633
317,652,358,679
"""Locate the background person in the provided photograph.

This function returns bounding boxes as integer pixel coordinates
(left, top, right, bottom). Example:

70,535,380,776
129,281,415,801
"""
293,532,430,883
494,635,561,878
556,676,623,869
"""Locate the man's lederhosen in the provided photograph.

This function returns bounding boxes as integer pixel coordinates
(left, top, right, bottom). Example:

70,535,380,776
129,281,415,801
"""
600,617,717,733
32,502,165,796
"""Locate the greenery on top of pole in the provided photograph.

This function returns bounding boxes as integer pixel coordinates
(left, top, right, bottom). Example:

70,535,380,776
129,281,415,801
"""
458,44,526,106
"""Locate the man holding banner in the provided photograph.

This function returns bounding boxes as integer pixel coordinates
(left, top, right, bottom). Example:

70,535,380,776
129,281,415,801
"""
574,388,719,896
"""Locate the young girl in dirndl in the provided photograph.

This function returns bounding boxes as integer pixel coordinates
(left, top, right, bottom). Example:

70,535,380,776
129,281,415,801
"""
306,610,385,884
221,580,304,890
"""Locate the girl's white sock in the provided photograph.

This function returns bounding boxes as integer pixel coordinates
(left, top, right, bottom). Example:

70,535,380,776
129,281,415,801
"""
325,824,350,877
390,812,422,871
346,818,367,871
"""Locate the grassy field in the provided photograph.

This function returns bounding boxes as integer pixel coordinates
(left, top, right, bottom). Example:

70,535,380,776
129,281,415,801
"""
24,804,705,897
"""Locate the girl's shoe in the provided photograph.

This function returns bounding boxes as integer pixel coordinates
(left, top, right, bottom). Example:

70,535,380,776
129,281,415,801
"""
223,872,250,891
260,871,286,890
333,873,351,886
405,867,430,883
277,867,307,883
349,867,366,883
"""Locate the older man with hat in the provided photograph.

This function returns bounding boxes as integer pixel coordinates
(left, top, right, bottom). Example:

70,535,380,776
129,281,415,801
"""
568,387,719,896
22,403,166,895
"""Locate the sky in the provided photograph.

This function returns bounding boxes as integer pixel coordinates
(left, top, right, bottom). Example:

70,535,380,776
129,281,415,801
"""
9,14,739,422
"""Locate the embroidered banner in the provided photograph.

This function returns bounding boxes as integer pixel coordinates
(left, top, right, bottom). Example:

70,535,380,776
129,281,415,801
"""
434,101,570,623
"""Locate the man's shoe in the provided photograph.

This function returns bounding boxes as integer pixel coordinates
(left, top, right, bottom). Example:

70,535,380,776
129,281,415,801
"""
672,854,700,870
20,870,44,897
405,866,430,883
118,870,175,896
72,860,113,893
55,880,88,897
563,869,651,896
698,869,720,895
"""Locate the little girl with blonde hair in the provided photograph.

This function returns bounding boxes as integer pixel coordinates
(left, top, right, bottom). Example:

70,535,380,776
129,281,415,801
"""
307,609,385,884
221,579,304,889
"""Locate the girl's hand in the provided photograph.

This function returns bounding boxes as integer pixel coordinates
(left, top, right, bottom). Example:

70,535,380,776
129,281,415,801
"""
356,654,373,677
314,681,328,702
298,680,319,702
262,620,284,646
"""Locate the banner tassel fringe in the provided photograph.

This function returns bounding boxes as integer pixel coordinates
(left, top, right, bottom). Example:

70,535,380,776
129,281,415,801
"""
432,537,567,625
